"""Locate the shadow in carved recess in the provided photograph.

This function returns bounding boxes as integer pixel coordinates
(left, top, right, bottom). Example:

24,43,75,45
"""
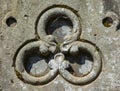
65,48,93,77
116,22,120,31
45,14,73,43
12,39,38,67
23,47,52,77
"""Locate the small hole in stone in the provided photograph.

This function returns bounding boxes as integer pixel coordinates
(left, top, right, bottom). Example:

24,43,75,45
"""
65,48,93,77
102,17,113,27
6,16,17,27
24,14,29,17
10,79,14,84
45,14,73,43
94,34,97,36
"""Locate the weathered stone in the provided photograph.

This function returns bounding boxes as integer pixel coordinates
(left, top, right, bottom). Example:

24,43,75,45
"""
0,0,120,91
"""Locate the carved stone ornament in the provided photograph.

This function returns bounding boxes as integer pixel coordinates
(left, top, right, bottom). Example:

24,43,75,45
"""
14,7,103,85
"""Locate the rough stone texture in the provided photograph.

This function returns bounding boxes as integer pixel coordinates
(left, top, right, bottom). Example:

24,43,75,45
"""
0,0,120,91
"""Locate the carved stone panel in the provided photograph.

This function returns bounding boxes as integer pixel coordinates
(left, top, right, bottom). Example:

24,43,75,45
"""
0,0,120,91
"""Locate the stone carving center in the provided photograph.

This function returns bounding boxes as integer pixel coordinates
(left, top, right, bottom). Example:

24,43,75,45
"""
14,7,102,85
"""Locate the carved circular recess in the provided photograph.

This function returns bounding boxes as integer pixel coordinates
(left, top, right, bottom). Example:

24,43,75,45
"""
65,49,93,77
15,41,58,85
37,7,81,44
24,48,50,77
59,41,102,85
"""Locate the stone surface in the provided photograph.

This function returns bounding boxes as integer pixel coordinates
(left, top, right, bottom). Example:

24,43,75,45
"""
0,0,120,91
